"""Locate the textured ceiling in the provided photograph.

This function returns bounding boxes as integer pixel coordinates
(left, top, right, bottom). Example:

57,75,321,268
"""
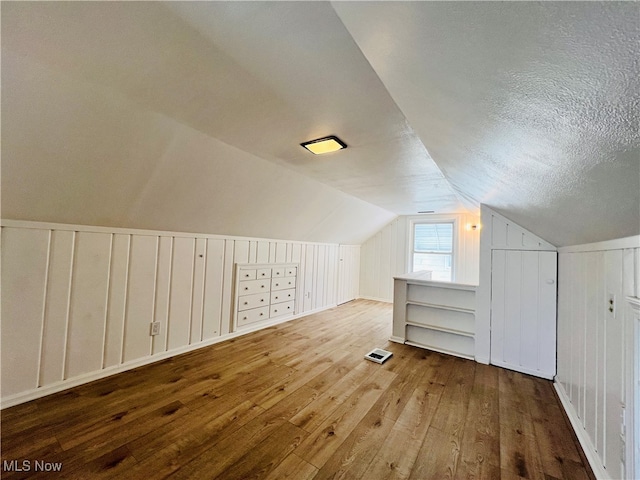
2,2,638,246
334,1,640,246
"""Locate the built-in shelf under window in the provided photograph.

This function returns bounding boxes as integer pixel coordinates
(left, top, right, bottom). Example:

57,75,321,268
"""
391,272,477,360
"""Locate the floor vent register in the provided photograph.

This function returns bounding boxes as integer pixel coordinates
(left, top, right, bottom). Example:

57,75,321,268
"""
364,348,393,364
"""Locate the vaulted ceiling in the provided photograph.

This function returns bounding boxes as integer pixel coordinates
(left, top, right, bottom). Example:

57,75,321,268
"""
2,2,638,246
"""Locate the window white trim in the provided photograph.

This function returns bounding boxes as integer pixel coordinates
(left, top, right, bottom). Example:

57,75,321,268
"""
408,217,458,282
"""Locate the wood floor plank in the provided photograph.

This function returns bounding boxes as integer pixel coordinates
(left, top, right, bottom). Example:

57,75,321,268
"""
289,361,377,433
499,369,546,480
263,453,318,480
312,396,397,480
125,396,260,462
0,299,595,480
455,364,501,480
373,347,443,423
168,386,319,479
215,421,308,480
249,351,348,410
361,381,444,480
294,368,396,469
409,425,462,480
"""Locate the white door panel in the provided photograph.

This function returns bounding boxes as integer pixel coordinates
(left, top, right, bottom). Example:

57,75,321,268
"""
491,250,557,379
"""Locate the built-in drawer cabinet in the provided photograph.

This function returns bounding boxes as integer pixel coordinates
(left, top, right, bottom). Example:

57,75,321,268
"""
257,268,272,279
238,278,270,295
270,300,295,318
239,269,257,281
238,292,270,311
272,277,296,291
271,288,295,305
234,263,298,331
237,306,270,327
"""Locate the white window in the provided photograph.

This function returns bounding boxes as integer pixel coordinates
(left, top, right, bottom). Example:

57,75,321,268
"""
410,221,454,282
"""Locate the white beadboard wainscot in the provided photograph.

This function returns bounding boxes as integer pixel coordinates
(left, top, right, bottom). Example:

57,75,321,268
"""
555,235,639,480
0,220,360,408
359,213,480,303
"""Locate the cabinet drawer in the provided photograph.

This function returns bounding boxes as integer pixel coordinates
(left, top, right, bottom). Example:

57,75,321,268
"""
270,288,295,304
238,292,270,311
237,306,269,327
238,269,257,281
238,278,270,295
256,268,272,279
285,267,297,277
272,277,296,291
272,267,285,278
270,300,294,318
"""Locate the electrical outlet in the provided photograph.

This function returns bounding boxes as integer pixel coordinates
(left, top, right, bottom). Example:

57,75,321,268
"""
150,322,161,336
608,293,616,317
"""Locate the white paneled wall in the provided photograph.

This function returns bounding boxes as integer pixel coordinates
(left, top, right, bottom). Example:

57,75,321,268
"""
359,214,480,302
476,205,556,364
1,220,357,407
555,237,640,480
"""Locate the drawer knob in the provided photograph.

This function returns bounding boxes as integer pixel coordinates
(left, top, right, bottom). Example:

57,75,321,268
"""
243,317,247,320
244,287,248,291
261,299,264,302
243,302,248,305
260,313,264,316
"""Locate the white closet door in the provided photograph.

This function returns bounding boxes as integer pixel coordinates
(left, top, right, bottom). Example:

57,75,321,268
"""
337,245,358,305
491,250,557,379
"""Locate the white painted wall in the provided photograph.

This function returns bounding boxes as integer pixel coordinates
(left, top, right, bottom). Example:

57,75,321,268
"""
359,213,480,303
555,236,640,480
0,220,360,407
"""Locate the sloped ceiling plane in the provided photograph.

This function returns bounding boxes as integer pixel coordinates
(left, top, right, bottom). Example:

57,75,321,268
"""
2,2,638,246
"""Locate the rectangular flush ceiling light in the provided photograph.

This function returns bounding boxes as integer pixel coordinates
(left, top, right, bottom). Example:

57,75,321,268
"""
301,135,347,155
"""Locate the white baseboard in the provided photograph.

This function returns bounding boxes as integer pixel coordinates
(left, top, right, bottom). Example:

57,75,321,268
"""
358,295,393,303
554,381,609,480
1,305,335,409
490,359,554,380
474,355,490,365
389,336,405,344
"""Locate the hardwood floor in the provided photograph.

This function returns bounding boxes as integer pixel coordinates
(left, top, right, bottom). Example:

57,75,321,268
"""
1,300,594,480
